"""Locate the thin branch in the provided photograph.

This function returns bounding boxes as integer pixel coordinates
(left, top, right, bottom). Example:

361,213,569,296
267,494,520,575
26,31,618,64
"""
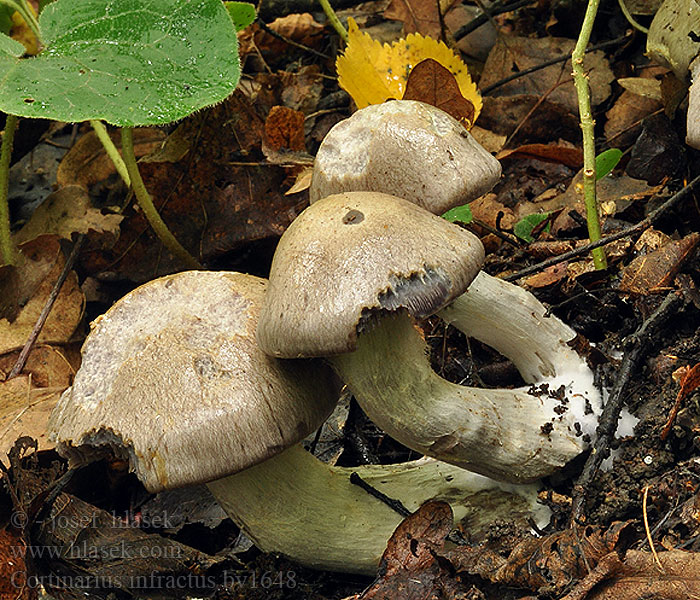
504,174,700,281
8,235,85,380
570,290,685,522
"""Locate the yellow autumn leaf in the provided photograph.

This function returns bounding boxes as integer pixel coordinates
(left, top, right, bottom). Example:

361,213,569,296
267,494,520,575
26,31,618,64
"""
337,18,481,120
10,7,39,56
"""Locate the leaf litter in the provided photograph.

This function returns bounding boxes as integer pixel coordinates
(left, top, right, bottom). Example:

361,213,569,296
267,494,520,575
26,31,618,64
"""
1,0,700,598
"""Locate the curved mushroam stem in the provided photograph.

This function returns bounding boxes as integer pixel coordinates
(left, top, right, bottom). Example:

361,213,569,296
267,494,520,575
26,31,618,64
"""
120,127,202,269
208,444,548,575
330,313,593,483
439,271,598,391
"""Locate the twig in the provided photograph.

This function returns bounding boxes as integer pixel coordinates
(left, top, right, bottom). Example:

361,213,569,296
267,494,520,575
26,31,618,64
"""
350,472,411,517
642,484,664,571
570,290,685,522
504,173,700,281
8,235,86,380
453,0,533,41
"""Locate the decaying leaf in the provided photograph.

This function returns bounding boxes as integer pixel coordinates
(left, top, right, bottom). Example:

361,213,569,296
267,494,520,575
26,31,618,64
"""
479,36,614,114
497,143,583,169
561,550,700,600
337,17,481,117
619,232,700,294
361,501,467,599
0,375,64,462
262,105,314,164
56,128,166,190
384,0,441,39
13,186,123,246
661,362,700,439
447,522,635,594
403,58,476,127
0,526,34,600
0,236,84,354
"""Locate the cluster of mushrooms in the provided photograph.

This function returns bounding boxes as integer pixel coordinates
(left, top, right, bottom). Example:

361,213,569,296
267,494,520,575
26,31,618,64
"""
50,101,613,575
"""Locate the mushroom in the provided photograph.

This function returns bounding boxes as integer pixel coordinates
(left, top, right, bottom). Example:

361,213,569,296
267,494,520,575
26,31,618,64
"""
257,192,596,483
49,270,548,575
309,100,502,213
311,99,600,411
645,0,700,149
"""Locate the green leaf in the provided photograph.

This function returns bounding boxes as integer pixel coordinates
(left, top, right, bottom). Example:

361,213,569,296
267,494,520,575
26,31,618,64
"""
0,32,24,57
0,0,241,126
595,148,622,181
513,212,550,243
225,1,256,31
441,204,473,224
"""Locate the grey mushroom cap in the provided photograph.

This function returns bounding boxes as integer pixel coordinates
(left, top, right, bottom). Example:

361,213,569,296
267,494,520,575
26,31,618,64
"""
257,191,485,358
309,100,501,214
48,271,338,492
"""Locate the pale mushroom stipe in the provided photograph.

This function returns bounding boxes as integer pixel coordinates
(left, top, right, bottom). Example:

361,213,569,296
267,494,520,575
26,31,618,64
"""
257,192,597,483
49,271,547,575
309,100,629,438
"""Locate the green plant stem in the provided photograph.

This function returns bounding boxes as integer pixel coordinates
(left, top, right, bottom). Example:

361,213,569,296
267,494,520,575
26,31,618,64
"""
90,120,130,187
317,0,348,42
18,0,40,41
120,127,202,269
572,0,607,270
0,113,18,266
0,0,41,42
617,0,648,33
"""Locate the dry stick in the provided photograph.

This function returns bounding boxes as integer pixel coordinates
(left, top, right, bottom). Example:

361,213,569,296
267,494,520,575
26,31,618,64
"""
453,0,533,41
7,235,85,380
504,173,700,282
570,289,685,523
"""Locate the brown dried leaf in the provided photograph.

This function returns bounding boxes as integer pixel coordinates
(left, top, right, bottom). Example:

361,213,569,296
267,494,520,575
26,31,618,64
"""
480,37,614,114
384,0,441,39
479,95,580,145
448,522,635,594
56,128,166,189
0,237,84,353
362,501,460,599
0,376,65,462
13,186,122,246
403,58,476,127
497,143,583,169
0,527,35,600
264,106,306,153
619,232,700,294
562,550,700,600
524,262,568,288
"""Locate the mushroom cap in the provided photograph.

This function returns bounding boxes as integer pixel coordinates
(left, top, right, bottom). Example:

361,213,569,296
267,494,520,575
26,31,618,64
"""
48,271,338,492
257,192,485,358
309,100,501,214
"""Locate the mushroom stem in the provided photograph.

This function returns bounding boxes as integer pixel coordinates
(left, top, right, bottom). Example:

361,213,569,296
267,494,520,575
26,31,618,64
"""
329,313,594,483
438,271,598,389
207,444,547,575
